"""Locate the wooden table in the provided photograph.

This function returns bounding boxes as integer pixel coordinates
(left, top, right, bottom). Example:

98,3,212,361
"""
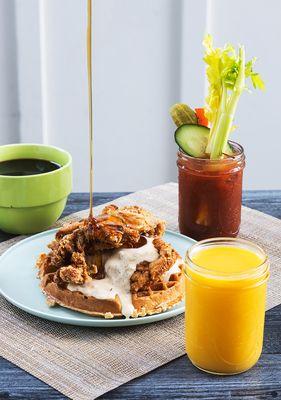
1,191,281,399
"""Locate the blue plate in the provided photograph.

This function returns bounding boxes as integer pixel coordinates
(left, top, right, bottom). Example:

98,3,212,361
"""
0,229,195,327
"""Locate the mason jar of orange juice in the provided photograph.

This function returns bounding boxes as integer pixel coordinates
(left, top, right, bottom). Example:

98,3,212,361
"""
185,238,269,375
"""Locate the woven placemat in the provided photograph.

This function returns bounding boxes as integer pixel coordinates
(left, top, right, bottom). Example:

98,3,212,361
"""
0,182,281,399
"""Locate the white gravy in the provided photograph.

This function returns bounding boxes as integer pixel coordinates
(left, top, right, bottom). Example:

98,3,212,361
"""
68,237,158,318
68,237,183,318
162,258,183,282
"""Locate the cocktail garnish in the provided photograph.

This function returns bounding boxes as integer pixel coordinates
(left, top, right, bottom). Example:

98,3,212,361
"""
203,34,265,159
170,35,265,159
170,103,198,127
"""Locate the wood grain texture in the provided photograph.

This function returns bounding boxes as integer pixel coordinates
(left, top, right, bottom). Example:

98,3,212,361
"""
0,190,280,400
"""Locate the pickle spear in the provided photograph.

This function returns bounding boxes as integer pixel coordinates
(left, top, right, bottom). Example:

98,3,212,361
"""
170,103,198,127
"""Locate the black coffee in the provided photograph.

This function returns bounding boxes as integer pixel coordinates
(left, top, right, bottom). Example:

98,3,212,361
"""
0,159,61,176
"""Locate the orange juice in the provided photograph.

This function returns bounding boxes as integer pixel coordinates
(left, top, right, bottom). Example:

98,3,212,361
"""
185,238,269,375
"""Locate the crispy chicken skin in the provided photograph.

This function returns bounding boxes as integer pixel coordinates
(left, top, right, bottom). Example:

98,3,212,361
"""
58,265,86,285
55,205,165,245
43,205,165,271
130,238,180,293
37,205,169,293
57,252,89,285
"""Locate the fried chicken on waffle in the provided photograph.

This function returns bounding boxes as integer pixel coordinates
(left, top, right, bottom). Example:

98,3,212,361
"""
37,205,185,318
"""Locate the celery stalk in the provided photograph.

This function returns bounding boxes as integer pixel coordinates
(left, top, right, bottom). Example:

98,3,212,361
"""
203,36,264,159
205,112,219,154
210,47,245,159
210,113,233,159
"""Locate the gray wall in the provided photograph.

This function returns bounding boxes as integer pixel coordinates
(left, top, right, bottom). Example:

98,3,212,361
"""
0,0,279,191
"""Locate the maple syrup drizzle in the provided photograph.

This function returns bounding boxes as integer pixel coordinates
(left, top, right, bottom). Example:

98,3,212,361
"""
87,0,94,218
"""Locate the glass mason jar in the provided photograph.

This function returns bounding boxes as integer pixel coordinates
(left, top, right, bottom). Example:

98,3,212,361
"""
177,142,245,241
185,238,269,375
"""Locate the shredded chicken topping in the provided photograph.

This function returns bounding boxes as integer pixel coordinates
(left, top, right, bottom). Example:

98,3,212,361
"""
130,238,179,293
37,205,175,293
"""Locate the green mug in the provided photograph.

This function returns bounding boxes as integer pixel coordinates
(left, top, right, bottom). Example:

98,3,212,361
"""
0,143,72,234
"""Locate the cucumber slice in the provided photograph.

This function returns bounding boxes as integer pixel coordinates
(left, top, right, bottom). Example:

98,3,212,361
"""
175,124,209,157
175,124,235,158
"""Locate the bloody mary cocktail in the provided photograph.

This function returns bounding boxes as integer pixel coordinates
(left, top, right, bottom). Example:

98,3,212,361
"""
177,142,245,240
170,36,264,241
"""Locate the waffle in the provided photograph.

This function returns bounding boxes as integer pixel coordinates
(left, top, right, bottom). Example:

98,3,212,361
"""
37,205,185,319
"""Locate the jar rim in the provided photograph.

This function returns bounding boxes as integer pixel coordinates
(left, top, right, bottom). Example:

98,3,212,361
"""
185,237,269,282
178,141,245,164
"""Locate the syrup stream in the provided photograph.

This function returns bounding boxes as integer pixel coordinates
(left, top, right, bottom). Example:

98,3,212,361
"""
87,0,94,218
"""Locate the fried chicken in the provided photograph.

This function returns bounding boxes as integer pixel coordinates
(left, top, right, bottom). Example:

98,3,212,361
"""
130,238,180,293
37,205,185,319
55,205,165,248
37,205,166,289
59,266,85,285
